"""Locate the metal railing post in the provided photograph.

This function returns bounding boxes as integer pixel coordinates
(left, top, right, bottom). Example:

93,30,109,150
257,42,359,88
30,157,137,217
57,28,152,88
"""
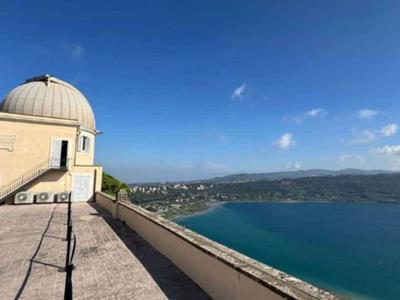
66,193,72,240
64,192,74,300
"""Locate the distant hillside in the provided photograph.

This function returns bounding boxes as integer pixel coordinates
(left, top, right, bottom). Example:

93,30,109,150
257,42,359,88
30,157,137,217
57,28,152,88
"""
212,173,400,202
205,169,394,183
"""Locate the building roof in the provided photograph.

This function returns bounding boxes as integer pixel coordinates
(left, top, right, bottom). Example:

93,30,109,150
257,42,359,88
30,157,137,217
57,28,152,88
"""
0,203,209,299
0,75,96,131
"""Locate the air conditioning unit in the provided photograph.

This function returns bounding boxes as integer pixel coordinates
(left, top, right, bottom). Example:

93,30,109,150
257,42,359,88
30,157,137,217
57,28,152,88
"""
57,192,70,203
36,192,54,203
15,192,34,204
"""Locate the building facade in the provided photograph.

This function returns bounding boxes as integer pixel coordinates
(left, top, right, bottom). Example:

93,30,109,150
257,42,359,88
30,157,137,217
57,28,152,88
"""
0,75,102,203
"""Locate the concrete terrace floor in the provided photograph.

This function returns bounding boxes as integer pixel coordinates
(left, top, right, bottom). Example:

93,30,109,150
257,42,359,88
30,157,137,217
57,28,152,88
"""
0,203,210,300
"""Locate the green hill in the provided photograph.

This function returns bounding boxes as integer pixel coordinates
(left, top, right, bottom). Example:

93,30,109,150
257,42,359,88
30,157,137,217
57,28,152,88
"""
212,173,400,202
205,169,394,183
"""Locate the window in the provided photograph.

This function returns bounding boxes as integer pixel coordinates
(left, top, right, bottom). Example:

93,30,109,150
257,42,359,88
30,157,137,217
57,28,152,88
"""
78,135,90,153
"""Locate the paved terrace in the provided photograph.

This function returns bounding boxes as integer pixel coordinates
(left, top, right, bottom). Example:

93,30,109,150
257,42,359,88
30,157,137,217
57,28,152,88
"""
0,203,209,300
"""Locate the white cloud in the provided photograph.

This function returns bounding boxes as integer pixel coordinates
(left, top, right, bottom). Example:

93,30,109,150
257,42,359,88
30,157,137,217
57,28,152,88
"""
339,154,351,163
305,108,324,118
64,43,84,59
354,130,377,144
380,123,398,137
339,154,365,163
358,109,379,119
274,133,295,150
287,108,326,124
375,145,400,156
353,123,398,144
354,155,365,162
231,83,246,100
373,145,400,170
286,161,303,170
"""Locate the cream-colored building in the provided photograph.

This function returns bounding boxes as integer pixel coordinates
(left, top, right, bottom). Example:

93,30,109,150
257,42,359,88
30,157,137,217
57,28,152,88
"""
0,74,102,203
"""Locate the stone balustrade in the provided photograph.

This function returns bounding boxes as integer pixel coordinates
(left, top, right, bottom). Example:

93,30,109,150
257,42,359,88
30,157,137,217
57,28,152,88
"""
95,190,337,300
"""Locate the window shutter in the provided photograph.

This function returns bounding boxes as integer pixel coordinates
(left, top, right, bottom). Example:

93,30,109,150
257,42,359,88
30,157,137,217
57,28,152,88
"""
86,137,91,152
78,136,83,152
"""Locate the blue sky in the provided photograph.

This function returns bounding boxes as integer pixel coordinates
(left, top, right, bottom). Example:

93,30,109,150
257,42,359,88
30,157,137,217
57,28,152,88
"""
1,1,400,182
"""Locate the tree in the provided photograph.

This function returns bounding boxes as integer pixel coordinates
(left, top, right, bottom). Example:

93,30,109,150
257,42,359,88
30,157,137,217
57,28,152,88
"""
102,172,130,195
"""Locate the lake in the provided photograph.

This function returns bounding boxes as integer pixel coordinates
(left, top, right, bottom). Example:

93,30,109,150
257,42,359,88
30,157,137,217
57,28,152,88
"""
176,202,400,299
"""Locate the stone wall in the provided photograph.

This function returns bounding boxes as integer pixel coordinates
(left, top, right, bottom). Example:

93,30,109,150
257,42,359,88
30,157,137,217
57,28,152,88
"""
95,192,337,300
96,191,116,213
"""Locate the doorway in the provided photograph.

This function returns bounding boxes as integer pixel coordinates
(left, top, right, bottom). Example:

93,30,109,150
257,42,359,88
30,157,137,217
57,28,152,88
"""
51,139,68,168
60,141,68,167
72,174,91,201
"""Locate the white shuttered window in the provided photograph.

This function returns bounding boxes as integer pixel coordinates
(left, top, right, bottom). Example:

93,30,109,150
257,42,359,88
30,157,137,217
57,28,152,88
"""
78,135,90,153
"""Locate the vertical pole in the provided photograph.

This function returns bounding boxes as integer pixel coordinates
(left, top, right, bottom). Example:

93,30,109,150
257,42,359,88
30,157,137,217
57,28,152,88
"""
65,193,72,268
93,169,97,203
66,192,71,239
64,192,73,300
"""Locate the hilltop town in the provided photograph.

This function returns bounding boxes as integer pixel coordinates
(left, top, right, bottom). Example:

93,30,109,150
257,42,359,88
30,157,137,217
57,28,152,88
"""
130,183,224,219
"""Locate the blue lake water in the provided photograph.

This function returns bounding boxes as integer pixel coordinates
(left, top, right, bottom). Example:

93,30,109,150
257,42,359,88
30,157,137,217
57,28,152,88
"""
176,202,400,299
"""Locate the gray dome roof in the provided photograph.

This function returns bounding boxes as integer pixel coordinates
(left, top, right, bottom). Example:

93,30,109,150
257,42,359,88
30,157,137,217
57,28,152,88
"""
0,75,96,131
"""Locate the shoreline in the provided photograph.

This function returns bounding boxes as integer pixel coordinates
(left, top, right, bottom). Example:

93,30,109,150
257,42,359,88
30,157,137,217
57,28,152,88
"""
169,199,398,221
172,201,226,221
